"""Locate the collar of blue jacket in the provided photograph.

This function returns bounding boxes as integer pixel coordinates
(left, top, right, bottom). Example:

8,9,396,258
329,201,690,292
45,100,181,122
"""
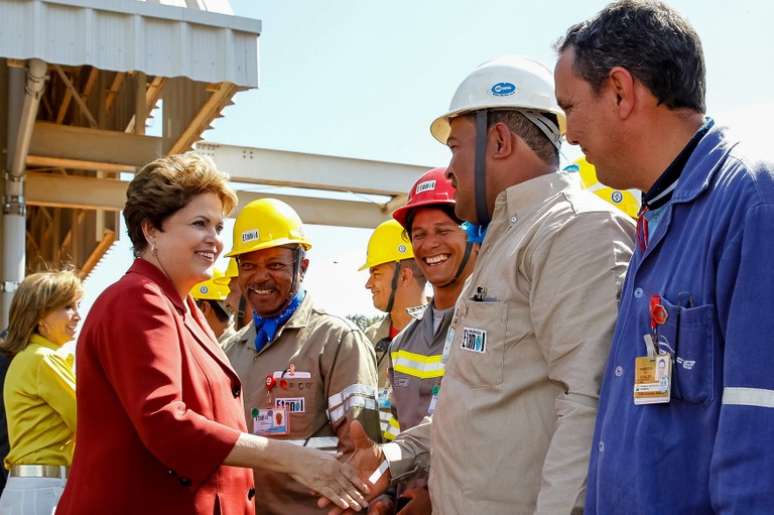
252,290,306,352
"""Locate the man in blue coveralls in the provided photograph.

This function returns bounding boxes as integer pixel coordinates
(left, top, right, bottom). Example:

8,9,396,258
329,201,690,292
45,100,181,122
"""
555,1,774,513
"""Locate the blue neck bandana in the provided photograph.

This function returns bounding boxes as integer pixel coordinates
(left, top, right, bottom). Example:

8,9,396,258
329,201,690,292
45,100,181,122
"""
252,290,305,353
462,221,488,245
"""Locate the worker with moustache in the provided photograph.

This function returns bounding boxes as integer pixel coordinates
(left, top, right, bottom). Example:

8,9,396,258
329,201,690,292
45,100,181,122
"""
556,2,774,511
222,198,381,515
322,56,634,515
361,219,427,441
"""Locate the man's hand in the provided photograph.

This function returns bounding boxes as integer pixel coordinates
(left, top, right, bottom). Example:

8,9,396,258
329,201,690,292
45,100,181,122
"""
318,420,392,515
396,486,431,514
367,494,395,515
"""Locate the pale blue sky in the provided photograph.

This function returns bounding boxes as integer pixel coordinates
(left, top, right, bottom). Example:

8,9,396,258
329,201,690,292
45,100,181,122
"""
81,0,774,320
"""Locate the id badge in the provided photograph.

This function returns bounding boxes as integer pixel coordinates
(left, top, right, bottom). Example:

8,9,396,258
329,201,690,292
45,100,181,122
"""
427,384,440,415
633,351,672,405
252,406,290,435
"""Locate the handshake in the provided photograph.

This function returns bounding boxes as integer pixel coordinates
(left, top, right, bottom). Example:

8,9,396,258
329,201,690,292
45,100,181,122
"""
306,421,429,515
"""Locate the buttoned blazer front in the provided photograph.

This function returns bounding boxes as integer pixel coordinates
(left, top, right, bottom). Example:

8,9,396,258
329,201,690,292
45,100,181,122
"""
56,258,255,515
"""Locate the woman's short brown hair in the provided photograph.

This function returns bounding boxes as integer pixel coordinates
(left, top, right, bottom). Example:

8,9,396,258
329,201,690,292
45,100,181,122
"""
124,153,238,257
1,270,83,355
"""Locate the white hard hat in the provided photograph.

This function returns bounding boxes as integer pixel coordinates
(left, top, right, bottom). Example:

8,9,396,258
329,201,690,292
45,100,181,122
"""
430,55,566,145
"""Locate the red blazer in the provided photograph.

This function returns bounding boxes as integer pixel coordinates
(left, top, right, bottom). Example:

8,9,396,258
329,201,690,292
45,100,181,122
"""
57,259,255,515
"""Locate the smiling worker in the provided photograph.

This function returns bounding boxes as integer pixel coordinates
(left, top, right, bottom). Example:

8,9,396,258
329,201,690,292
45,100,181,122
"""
326,56,635,515
222,198,381,515
556,1,774,512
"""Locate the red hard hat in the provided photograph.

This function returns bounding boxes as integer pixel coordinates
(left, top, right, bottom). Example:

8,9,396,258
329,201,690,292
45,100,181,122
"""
392,167,456,229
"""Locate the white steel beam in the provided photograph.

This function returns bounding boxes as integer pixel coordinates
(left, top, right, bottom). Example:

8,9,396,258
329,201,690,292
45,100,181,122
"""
196,142,432,196
25,173,393,229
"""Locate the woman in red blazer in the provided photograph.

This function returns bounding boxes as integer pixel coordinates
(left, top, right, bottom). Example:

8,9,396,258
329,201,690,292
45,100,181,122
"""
56,154,369,515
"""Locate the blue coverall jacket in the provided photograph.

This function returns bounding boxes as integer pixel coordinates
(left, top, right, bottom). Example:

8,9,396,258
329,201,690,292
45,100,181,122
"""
586,119,774,514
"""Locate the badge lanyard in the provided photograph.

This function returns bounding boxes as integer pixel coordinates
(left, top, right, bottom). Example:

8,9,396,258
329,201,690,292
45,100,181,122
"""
633,293,672,405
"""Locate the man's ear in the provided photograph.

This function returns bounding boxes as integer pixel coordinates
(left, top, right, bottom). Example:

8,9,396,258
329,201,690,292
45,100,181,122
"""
398,265,414,286
299,257,310,278
608,66,636,119
490,122,514,159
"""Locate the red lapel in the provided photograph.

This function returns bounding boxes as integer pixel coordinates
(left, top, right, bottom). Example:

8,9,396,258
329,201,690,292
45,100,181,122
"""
129,258,241,384
183,297,241,383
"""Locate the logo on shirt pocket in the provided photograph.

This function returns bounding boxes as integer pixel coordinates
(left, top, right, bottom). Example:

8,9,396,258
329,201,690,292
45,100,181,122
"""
461,327,487,353
275,397,305,413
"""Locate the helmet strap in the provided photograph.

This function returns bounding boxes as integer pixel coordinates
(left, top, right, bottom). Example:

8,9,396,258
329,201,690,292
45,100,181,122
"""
438,240,474,288
288,246,303,308
519,109,562,153
474,109,491,226
385,261,402,314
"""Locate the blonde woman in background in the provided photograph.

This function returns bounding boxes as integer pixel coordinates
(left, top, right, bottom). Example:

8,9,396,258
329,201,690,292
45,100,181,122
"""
0,270,82,515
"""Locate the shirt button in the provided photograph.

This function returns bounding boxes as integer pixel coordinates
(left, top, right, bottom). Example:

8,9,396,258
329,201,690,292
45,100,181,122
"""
598,441,605,453
510,216,518,224
634,287,644,298
614,366,623,377
179,477,192,487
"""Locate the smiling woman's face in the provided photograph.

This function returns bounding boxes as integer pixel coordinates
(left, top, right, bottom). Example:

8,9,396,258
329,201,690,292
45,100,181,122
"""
39,300,81,346
145,192,225,296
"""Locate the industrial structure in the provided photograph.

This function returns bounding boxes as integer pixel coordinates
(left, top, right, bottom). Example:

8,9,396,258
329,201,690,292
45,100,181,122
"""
0,0,430,326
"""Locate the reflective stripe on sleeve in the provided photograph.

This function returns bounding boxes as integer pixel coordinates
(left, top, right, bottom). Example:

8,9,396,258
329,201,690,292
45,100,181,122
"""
383,417,400,441
328,384,378,410
328,396,378,424
391,349,445,379
722,387,774,408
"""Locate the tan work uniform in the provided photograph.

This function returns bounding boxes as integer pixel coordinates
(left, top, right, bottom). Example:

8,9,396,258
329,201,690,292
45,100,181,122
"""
365,316,395,441
223,294,381,515
384,172,635,514
389,304,452,431
365,316,391,389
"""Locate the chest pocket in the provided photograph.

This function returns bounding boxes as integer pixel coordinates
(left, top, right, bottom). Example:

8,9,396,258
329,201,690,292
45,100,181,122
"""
671,302,716,404
647,296,717,404
447,300,507,388
273,356,321,438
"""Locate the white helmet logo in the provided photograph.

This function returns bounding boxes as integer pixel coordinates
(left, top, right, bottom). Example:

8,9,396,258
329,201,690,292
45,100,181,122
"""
241,229,260,242
415,180,437,194
491,82,517,97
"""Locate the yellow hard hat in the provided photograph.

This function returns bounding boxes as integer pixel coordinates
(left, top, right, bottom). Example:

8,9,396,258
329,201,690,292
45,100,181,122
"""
226,198,313,257
565,157,641,219
191,269,230,301
359,219,414,271
213,258,238,286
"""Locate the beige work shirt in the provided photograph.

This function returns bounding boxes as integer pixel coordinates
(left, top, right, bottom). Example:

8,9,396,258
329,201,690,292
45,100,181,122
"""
365,316,391,389
223,294,380,515
385,172,635,514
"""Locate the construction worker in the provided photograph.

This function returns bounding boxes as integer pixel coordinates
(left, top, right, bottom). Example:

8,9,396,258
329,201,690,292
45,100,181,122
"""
222,198,381,515
361,219,426,441
555,2,774,512
190,268,235,343
220,257,252,331
325,56,635,515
